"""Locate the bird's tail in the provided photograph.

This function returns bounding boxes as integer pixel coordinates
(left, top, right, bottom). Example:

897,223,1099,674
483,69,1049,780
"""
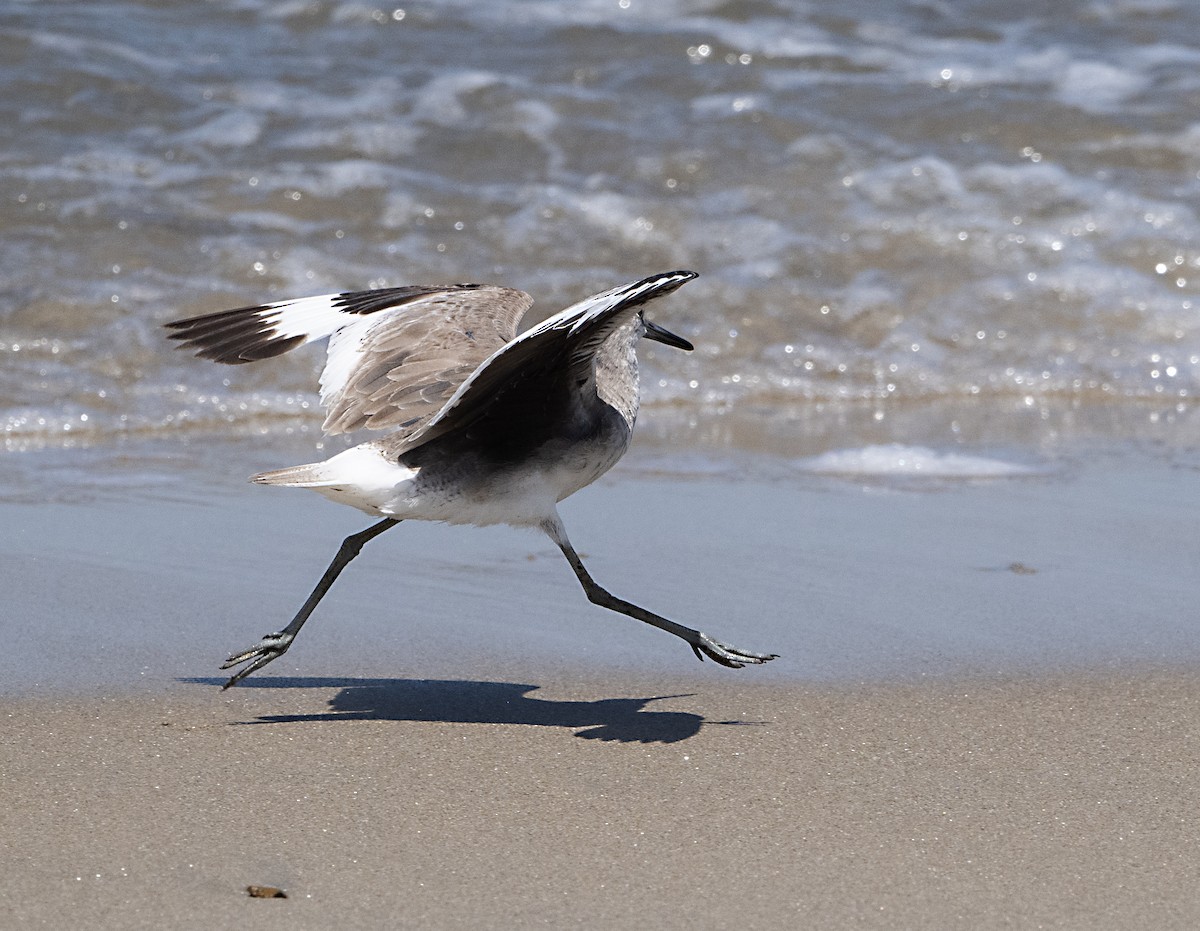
250,445,412,498
251,462,333,487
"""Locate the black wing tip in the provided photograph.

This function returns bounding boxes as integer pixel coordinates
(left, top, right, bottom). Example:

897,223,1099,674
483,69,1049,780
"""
162,302,275,331
236,333,306,362
635,269,699,299
652,269,699,285
609,270,698,314
167,336,304,365
164,305,302,366
166,334,301,365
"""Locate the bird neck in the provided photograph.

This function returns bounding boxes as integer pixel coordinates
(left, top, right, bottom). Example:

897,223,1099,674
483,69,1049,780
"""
593,324,640,429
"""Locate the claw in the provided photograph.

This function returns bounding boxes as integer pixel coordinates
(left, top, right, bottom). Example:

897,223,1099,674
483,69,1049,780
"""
219,631,294,689
693,632,779,669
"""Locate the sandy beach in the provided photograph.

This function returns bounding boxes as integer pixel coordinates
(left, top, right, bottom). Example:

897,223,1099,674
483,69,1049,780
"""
3,669,1199,929
2,448,1199,927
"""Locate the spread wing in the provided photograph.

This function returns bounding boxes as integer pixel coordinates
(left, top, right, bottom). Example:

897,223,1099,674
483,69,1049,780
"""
165,284,533,438
392,270,698,455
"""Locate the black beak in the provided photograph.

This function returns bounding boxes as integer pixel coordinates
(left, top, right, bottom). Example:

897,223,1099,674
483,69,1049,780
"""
643,319,694,352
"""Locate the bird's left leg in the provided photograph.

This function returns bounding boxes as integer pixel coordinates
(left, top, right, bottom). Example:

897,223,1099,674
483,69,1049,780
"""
539,515,778,668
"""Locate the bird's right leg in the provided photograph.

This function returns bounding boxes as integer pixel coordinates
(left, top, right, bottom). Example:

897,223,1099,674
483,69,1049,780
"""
220,517,400,689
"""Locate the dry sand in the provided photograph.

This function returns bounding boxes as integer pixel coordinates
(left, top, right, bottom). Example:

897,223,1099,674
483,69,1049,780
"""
3,669,1199,929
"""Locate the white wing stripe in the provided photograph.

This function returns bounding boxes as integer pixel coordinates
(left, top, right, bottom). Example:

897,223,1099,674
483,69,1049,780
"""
260,294,357,344
321,321,373,407
244,295,398,402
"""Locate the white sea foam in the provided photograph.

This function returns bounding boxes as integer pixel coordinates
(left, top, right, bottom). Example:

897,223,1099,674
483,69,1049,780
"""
1056,60,1149,112
796,445,1040,479
175,110,264,149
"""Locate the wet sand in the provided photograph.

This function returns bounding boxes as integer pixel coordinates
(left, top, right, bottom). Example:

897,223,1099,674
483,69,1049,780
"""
2,449,1199,926
5,446,1200,691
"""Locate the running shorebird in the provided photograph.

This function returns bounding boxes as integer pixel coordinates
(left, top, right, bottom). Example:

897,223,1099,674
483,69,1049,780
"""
166,270,778,688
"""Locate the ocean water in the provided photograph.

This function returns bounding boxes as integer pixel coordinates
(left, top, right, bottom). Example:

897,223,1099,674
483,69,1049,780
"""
3,0,1200,486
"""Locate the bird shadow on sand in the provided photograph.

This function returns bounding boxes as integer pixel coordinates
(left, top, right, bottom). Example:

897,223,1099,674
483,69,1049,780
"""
182,676,761,743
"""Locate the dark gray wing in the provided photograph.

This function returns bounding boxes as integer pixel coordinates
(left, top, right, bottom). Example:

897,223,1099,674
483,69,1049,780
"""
389,270,697,455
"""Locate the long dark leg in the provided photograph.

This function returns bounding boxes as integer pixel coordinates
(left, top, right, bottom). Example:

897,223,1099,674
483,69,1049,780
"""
220,518,401,689
540,516,777,668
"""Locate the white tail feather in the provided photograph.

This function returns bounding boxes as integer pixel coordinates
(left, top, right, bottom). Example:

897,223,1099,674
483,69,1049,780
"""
251,462,333,487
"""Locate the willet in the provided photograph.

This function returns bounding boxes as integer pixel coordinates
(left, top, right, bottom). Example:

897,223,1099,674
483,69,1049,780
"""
167,270,778,687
